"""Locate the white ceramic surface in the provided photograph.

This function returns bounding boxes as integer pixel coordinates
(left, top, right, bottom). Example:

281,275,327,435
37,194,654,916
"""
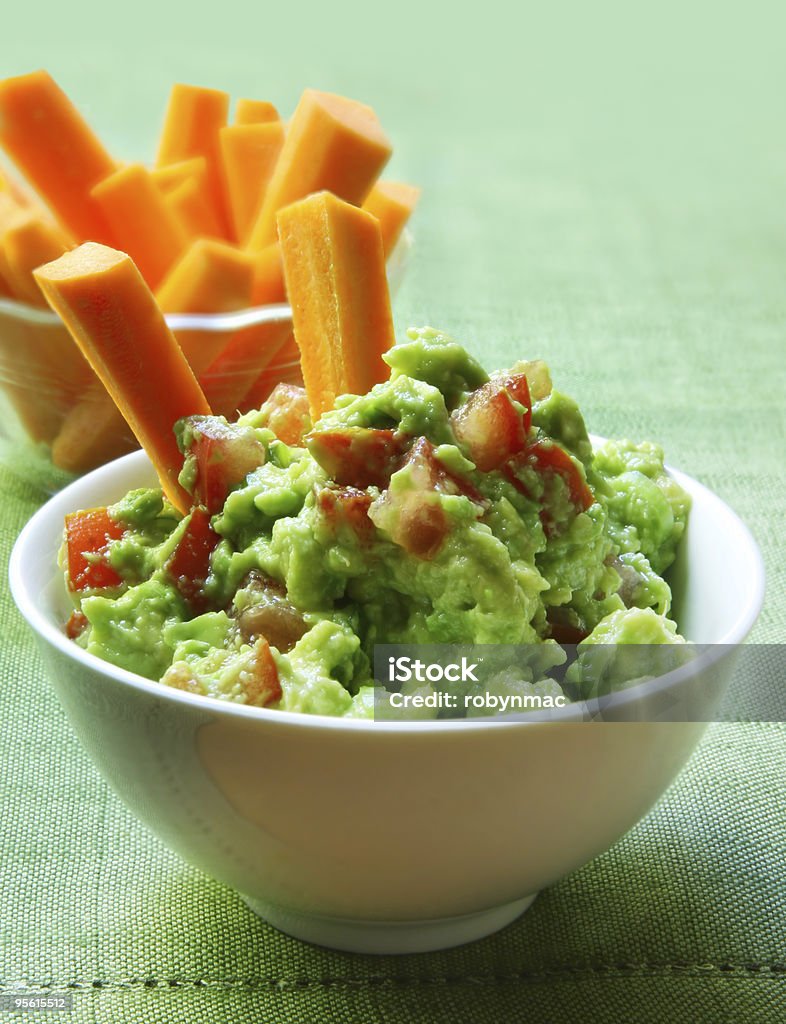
9,445,764,953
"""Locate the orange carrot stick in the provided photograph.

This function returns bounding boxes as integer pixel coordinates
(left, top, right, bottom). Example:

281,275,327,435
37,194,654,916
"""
156,238,255,375
156,83,231,239
199,320,292,418
277,191,394,418
164,175,225,241
185,240,287,414
51,385,136,473
151,156,207,194
241,334,302,412
0,192,24,295
91,164,188,290
0,209,72,306
235,99,279,125
0,70,115,242
250,242,287,305
246,90,391,251
34,242,211,512
0,164,33,207
362,181,421,257
219,121,284,244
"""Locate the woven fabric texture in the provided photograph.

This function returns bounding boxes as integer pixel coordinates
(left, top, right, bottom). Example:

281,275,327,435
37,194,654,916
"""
1,1,785,1021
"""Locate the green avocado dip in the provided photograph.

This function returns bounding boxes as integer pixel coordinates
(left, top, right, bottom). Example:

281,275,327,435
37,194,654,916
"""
60,328,690,718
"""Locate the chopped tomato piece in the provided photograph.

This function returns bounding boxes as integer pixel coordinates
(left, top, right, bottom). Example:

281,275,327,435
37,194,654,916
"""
244,637,282,707
316,485,375,540
183,416,267,514
504,438,594,537
261,383,312,446
65,609,89,639
451,376,531,471
65,508,125,592
496,373,532,432
546,609,589,645
519,439,594,511
306,428,410,489
405,436,488,505
369,438,484,559
164,507,221,614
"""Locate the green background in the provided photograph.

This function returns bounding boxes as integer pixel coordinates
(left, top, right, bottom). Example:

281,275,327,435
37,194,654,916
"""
1,1,785,1020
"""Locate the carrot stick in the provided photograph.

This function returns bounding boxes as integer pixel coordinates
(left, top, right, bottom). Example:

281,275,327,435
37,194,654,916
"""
164,175,225,241
235,99,279,125
91,164,188,290
155,238,255,375
362,181,421,257
155,83,231,239
0,164,33,207
277,191,394,418
52,385,136,473
196,242,290,412
199,320,293,418
34,242,211,512
0,209,72,306
0,70,115,242
151,156,207,194
219,121,284,244
246,90,391,251
241,334,302,411
0,192,24,295
250,242,286,305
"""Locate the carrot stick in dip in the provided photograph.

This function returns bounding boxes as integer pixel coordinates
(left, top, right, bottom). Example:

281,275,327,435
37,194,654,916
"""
277,191,394,418
34,242,211,512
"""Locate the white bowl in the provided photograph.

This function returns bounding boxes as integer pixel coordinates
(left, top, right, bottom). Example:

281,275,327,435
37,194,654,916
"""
9,444,764,953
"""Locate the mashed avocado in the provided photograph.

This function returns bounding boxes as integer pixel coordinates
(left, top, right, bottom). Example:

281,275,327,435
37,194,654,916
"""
62,328,690,717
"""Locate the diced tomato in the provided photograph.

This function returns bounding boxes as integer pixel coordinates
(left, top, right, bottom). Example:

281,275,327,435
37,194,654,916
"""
64,609,89,639
519,440,594,510
395,501,449,559
504,438,595,537
369,438,485,560
405,436,487,505
244,637,282,707
65,508,125,592
316,485,375,540
496,373,532,433
164,507,221,614
306,428,410,489
546,610,589,645
451,376,531,471
262,383,311,446
184,417,267,514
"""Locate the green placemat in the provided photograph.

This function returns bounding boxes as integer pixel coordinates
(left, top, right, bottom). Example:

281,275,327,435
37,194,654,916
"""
2,1,786,1021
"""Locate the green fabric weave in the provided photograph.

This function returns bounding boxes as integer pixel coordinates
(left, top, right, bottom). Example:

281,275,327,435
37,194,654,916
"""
1,1,785,1021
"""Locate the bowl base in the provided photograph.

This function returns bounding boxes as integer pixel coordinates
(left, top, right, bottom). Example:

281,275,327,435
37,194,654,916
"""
240,893,538,954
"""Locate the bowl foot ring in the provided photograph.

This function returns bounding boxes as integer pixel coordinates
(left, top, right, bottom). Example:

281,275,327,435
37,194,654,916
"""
240,892,538,954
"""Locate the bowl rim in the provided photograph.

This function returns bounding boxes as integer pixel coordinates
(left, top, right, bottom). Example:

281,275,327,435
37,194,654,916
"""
9,441,766,733
0,296,293,332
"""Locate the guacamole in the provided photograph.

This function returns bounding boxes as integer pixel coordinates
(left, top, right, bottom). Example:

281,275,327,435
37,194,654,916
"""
61,328,690,717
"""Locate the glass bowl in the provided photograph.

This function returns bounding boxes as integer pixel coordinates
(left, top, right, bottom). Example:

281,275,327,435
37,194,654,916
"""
0,228,411,489
0,298,300,486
